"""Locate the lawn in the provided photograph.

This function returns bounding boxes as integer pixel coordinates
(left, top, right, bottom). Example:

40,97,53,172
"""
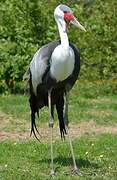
0,135,117,180
0,81,117,179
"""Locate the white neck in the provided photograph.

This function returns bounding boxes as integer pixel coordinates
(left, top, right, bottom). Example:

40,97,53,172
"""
56,20,69,51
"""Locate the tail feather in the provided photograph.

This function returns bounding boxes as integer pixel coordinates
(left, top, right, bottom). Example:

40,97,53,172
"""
29,70,42,142
30,110,41,142
37,109,39,118
29,92,41,141
56,94,67,139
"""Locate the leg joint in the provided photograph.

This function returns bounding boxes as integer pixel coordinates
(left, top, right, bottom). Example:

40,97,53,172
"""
49,119,54,128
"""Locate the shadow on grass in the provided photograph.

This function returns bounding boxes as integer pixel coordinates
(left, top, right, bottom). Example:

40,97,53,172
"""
39,156,99,169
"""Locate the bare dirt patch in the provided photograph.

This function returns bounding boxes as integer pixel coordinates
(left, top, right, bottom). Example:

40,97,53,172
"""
0,111,30,141
0,112,117,142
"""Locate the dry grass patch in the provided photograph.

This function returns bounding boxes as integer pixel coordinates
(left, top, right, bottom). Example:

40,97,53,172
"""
0,112,117,141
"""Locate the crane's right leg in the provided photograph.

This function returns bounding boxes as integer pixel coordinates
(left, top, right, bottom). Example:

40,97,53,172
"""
48,89,55,176
64,92,81,176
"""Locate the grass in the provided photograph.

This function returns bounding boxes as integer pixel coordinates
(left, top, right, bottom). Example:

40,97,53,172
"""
0,134,117,180
0,81,117,179
0,95,30,121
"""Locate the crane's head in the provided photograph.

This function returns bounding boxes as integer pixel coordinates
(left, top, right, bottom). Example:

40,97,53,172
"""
54,4,86,32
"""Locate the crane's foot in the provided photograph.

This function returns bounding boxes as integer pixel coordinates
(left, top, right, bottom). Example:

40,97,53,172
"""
72,167,95,177
72,166,83,176
50,169,56,177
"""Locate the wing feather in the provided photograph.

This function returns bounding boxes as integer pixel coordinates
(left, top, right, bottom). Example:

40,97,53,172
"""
28,40,60,94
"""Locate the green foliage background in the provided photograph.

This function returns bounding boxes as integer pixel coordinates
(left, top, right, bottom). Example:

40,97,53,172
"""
0,0,117,93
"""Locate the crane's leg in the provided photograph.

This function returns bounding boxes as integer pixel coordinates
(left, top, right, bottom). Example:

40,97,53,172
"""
48,89,55,176
64,92,81,175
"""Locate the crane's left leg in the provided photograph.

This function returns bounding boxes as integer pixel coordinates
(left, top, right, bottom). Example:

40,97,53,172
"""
48,89,55,176
64,92,81,176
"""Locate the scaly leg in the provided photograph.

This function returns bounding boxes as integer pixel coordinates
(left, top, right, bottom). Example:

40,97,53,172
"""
48,89,55,176
67,129,82,175
64,92,81,175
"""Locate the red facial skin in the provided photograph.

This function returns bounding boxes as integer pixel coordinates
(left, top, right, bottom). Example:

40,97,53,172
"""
64,12,75,30
64,12,75,22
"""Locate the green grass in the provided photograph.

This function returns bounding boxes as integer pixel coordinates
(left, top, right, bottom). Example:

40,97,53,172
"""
0,95,30,121
0,134,117,180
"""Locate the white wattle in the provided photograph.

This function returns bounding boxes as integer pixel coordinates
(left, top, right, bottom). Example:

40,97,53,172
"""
50,45,75,82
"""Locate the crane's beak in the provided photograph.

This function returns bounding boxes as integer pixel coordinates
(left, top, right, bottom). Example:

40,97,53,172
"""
71,17,86,32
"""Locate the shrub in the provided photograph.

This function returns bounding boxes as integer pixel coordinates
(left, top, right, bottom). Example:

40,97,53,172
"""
0,0,117,93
